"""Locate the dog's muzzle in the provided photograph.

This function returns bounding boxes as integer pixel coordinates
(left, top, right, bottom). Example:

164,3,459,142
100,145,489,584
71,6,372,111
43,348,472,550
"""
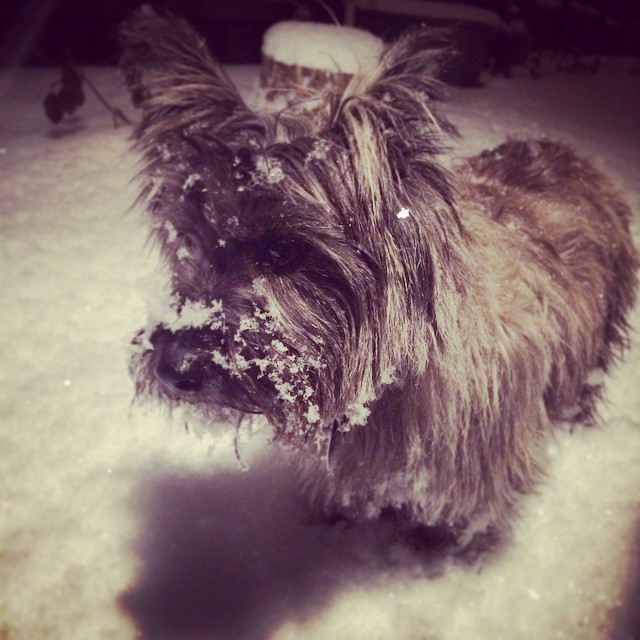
152,327,212,393
149,326,262,413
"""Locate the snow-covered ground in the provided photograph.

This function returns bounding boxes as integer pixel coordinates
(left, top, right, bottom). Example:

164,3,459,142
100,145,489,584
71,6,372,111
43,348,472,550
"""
1,58,639,640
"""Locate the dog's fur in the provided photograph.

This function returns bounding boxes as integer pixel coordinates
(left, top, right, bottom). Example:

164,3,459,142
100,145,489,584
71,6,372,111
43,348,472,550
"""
122,9,637,547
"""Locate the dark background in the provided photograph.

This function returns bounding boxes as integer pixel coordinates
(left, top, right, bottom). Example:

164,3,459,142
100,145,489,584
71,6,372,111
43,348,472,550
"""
1,0,639,68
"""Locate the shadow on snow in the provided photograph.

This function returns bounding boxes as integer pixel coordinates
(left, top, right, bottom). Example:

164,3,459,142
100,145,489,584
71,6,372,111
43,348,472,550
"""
119,453,436,640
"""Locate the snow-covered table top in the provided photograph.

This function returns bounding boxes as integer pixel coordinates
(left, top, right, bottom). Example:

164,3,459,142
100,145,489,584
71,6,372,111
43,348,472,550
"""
263,21,384,73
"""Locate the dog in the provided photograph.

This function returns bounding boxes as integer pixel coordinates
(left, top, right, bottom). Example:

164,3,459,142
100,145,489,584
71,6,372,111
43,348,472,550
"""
121,8,637,551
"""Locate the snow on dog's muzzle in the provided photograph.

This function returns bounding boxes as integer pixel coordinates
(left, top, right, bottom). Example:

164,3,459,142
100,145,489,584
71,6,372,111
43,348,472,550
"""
150,325,264,413
151,326,220,394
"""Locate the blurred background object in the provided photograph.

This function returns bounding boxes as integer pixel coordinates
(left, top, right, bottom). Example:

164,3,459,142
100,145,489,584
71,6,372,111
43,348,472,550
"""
1,1,638,70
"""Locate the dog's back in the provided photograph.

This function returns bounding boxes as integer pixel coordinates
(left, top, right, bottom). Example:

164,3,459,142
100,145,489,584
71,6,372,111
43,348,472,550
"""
463,138,636,407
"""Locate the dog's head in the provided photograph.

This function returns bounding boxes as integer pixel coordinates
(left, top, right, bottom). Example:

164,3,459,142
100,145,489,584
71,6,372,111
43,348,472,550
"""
122,9,460,446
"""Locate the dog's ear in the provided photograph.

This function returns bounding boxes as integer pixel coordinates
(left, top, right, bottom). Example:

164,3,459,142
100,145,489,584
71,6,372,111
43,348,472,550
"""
326,29,457,220
120,6,261,148
336,28,455,144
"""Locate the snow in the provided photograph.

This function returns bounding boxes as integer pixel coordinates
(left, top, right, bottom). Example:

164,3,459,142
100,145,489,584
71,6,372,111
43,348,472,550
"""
1,56,639,640
160,298,225,332
262,21,384,74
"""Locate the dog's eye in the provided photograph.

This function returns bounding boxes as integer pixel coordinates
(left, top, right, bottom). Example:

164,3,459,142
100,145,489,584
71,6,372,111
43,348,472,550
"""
264,238,305,269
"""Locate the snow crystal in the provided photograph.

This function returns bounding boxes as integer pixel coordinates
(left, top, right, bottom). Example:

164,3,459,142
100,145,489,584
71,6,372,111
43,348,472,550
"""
305,139,333,164
163,220,178,243
254,155,286,184
238,315,260,334
271,339,289,354
211,350,232,371
176,246,190,261
252,357,270,375
268,165,285,184
344,400,371,427
274,381,297,404
163,298,224,332
251,277,268,297
233,354,250,371
396,207,411,219
182,173,205,191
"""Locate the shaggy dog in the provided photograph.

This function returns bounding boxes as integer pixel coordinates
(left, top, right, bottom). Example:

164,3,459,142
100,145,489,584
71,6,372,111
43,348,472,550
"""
121,9,637,550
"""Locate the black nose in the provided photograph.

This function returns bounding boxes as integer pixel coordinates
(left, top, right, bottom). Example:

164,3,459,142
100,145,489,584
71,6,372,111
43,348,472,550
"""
156,356,204,393
152,328,208,394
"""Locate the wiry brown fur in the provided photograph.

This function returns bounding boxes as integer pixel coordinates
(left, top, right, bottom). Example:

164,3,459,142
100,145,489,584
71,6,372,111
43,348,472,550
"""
121,8,637,547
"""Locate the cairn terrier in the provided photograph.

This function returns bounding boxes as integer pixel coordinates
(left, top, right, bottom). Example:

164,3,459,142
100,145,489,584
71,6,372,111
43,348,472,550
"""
122,9,637,550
